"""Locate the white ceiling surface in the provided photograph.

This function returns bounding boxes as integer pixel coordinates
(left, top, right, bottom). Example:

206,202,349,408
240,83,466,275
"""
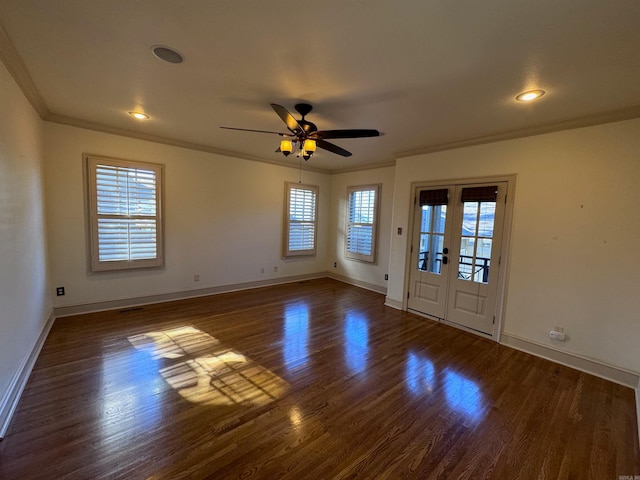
1,1,639,172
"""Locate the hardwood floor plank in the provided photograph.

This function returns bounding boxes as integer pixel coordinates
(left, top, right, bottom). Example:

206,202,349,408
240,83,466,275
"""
0,279,637,479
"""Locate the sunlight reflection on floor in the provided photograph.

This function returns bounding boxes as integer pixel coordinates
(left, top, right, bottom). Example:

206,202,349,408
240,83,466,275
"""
128,326,288,407
443,368,485,422
405,350,485,424
406,352,436,394
283,302,310,371
344,312,369,375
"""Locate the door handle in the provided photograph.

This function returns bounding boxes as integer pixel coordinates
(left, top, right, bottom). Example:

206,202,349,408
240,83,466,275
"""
442,256,448,265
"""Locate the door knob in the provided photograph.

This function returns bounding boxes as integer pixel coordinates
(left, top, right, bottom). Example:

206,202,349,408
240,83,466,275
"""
443,247,449,254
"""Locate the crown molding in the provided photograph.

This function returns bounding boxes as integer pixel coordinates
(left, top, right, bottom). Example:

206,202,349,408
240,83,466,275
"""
45,114,331,174
329,160,397,175
0,20,330,174
4,16,640,173
0,20,49,117
397,105,640,159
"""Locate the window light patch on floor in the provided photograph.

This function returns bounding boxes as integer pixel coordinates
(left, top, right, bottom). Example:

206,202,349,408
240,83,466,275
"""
128,326,288,406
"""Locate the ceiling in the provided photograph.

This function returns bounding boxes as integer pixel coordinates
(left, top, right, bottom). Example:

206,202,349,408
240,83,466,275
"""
1,0,639,173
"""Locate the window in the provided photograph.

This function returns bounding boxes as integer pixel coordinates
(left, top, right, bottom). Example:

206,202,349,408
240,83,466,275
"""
283,182,318,258
86,154,164,272
345,184,380,263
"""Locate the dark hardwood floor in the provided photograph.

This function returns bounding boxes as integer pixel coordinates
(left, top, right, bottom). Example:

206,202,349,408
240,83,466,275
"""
1,278,638,479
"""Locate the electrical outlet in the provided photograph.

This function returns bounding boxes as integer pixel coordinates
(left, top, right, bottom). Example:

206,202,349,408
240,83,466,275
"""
384,274,389,281
56,287,65,296
260,267,265,274
193,274,200,282
274,266,278,272
333,262,337,268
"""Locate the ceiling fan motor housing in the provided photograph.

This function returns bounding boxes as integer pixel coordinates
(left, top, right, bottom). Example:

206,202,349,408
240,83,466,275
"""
294,103,313,117
294,104,317,135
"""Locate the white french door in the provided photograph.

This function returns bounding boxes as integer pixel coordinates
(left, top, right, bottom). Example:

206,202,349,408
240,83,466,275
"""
407,181,508,336
407,187,452,319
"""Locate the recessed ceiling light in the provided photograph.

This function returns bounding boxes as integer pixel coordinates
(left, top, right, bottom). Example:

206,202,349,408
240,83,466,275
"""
516,89,546,102
129,111,149,120
151,45,184,64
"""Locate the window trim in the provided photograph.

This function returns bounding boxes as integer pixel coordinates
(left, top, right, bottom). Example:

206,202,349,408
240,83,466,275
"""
345,184,380,264
85,154,164,272
283,182,319,258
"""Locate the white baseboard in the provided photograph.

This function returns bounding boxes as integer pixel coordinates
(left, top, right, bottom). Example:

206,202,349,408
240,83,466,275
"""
5,292,639,447
0,308,55,439
384,297,403,310
326,272,387,295
54,273,327,317
503,332,640,450
500,332,639,389
636,383,640,449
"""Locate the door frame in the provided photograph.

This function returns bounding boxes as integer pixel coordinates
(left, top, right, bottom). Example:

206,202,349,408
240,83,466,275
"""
403,174,517,341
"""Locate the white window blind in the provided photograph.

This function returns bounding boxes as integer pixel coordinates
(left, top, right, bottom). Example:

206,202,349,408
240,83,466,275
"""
86,155,164,271
284,183,318,257
346,185,379,263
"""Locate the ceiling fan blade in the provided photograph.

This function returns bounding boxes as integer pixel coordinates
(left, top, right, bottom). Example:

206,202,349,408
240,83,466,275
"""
316,139,352,157
220,126,291,136
314,129,380,139
271,104,305,136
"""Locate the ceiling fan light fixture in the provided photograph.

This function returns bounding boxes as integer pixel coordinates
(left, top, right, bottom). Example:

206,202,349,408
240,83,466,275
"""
516,89,545,102
280,139,293,156
303,139,316,154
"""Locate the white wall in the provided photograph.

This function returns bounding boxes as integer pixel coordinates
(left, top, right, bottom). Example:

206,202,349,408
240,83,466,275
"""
44,123,331,307
387,118,640,374
328,166,395,291
0,61,51,409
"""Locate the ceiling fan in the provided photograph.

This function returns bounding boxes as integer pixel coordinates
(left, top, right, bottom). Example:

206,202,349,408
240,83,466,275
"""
220,103,380,160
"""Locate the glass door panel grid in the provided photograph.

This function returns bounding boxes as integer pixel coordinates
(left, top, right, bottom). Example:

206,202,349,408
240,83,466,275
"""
458,201,496,283
419,204,447,274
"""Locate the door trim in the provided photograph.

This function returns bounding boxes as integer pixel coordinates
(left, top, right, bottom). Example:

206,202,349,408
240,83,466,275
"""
403,174,517,341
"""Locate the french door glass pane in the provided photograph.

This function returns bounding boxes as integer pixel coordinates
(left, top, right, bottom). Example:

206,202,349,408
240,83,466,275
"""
418,203,447,274
478,202,496,237
420,207,432,232
430,234,444,273
457,200,496,284
419,233,430,270
474,238,492,283
458,237,475,280
462,202,478,236
433,205,446,234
